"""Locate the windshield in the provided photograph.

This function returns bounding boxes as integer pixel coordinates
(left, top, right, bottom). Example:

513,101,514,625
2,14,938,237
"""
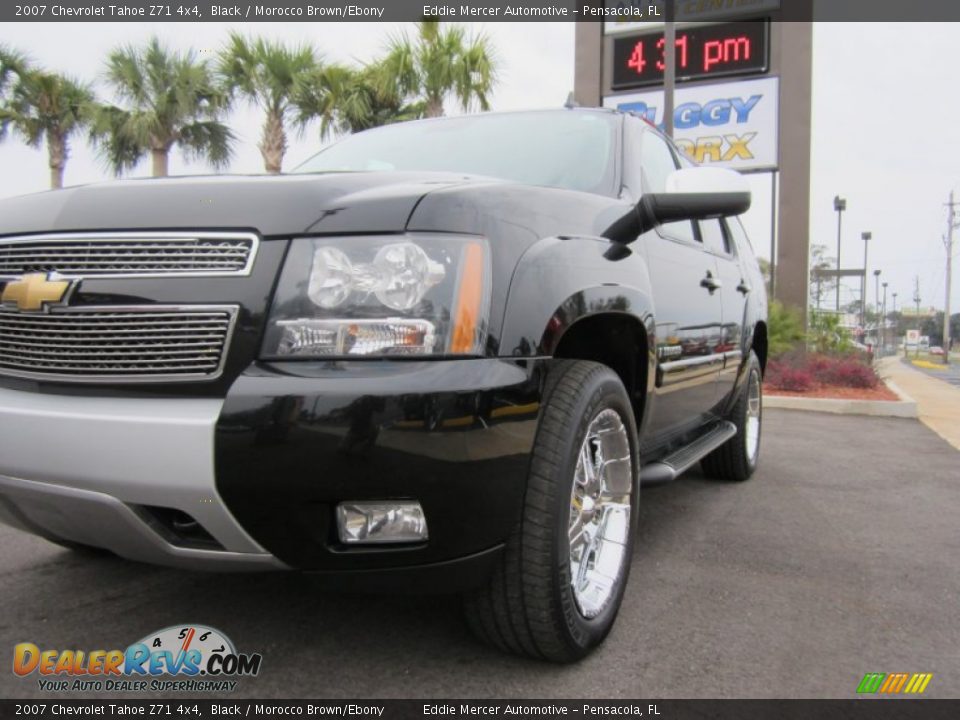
295,111,618,196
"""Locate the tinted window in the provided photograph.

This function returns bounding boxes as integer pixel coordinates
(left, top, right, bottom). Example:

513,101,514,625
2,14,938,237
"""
640,129,678,194
700,219,732,255
725,218,755,257
640,131,698,244
621,117,646,199
296,111,617,196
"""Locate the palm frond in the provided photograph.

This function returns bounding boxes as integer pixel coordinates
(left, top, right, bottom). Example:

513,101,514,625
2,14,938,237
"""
0,67,95,150
0,44,30,97
101,36,234,175
370,22,499,118
178,120,234,169
87,103,145,175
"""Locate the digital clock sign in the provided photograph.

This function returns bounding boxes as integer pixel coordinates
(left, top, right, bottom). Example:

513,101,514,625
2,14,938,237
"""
611,21,769,90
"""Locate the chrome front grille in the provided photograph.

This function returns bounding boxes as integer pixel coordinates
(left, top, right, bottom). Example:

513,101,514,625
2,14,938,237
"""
0,232,258,278
0,306,238,382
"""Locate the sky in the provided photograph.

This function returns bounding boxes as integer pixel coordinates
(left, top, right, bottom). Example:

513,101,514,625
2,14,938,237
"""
0,21,955,316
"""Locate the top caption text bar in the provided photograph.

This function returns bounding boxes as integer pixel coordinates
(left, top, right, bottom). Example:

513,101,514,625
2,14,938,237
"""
3,0,960,23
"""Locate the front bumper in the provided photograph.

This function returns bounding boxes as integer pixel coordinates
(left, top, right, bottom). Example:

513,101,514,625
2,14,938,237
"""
215,358,543,578
0,387,281,571
0,358,544,585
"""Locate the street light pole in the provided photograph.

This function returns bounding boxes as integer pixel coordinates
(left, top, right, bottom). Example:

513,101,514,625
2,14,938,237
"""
882,282,888,355
834,196,846,312
874,269,882,347
861,231,871,332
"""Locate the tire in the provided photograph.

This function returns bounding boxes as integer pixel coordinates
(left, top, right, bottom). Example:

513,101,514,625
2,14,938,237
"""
463,360,639,662
701,350,763,482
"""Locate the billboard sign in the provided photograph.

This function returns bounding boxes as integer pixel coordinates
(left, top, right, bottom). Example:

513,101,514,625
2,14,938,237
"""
611,20,769,89
603,76,779,171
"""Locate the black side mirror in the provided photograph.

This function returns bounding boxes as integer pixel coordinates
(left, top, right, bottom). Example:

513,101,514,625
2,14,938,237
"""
603,167,752,246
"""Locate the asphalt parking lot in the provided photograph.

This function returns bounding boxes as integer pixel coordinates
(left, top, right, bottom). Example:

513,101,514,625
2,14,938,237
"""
1,408,957,700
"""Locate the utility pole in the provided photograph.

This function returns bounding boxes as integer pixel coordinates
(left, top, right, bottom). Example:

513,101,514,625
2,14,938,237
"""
892,292,898,347
944,191,957,364
914,276,922,359
882,282,888,356
874,269,881,347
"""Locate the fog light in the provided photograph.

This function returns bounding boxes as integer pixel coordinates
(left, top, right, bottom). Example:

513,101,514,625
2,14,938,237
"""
336,502,428,544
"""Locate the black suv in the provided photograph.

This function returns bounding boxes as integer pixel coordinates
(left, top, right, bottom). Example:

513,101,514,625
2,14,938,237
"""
0,109,767,661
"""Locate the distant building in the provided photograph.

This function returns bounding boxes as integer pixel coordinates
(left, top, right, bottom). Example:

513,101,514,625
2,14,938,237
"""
900,306,939,319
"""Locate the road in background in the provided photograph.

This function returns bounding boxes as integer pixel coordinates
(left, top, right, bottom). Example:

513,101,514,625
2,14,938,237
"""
903,356,960,388
1,409,957,699
880,357,960,449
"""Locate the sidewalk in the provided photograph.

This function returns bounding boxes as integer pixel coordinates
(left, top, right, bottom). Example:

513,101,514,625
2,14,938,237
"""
878,356,960,451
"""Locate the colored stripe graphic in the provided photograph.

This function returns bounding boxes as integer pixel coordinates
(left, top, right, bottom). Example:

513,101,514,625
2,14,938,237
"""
880,673,909,693
904,674,933,694
857,673,886,693
857,672,932,694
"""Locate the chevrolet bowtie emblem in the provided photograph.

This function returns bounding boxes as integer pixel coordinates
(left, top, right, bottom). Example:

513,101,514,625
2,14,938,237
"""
1,272,76,312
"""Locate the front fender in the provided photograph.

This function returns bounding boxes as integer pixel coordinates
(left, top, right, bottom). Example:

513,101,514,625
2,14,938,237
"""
499,236,656,358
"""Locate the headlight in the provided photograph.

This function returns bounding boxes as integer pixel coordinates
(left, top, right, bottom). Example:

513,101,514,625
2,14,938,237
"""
262,234,490,358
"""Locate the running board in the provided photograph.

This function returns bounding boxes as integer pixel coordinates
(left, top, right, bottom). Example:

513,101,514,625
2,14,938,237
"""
640,421,737,486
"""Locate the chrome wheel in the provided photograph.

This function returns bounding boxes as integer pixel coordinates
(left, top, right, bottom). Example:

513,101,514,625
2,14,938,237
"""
568,408,633,619
745,368,762,463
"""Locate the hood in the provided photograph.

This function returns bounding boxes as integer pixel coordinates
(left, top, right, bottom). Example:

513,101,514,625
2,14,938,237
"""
0,171,486,238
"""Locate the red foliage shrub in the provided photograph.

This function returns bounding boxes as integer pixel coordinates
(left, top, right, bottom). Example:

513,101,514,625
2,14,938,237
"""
765,361,815,392
818,359,879,389
804,354,833,374
764,352,879,391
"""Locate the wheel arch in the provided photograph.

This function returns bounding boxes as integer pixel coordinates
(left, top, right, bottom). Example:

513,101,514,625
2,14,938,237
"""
497,236,657,428
547,302,655,432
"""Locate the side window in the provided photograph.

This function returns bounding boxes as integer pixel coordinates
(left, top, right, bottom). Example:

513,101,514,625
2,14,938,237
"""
621,117,645,200
724,218,754,258
675,147,696,169
640,131,698,244
700,219,732,256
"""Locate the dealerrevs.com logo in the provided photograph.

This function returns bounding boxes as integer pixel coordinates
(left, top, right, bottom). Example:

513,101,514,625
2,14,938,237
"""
13,624,262,693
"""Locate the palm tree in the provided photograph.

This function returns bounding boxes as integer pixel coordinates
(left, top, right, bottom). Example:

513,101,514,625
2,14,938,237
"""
0,54,94,189
218,34,320,174
93,37,233,177
295,61,424,139
0,44,26,99
379,21,497,118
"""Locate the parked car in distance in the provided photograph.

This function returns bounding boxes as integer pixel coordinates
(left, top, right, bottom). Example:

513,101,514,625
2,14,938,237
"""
929,346,945,356
0,108,768,662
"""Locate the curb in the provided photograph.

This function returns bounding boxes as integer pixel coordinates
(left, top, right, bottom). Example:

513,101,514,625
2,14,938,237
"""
764,380,918,419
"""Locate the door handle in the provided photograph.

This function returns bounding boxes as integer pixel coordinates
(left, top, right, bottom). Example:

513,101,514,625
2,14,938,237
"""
700,272,722,292
737,280,752,295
